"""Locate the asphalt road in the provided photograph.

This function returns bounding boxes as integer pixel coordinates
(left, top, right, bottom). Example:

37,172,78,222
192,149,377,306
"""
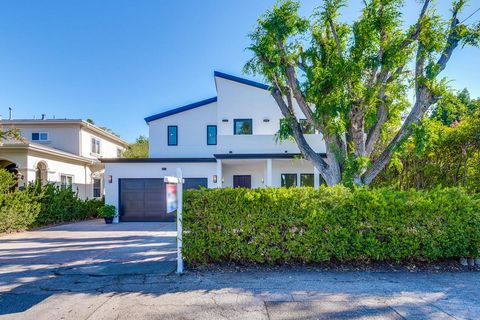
1,220,479,319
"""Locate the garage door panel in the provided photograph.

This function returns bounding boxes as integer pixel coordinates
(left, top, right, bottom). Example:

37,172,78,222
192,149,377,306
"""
119,179,171,222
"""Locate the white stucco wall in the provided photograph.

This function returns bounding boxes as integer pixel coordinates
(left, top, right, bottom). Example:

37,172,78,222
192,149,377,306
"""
104,162,217,209
80,128,125,159
11,124,81,155
148,101,218,157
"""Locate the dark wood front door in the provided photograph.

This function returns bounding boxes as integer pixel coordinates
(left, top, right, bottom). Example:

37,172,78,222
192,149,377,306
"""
233,175,252,188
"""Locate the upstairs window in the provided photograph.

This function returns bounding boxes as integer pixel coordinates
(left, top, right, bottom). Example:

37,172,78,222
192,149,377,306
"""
207,125,217,145
60,175,73,190
168,126,178,146
116,148,123,158
91,137,101,155
32,132,49,141
281,174,297,188
234,119,252,135
300,119,315,134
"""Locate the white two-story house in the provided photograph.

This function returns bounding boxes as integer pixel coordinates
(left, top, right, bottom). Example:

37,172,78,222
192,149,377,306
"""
102,71,327,222
0,119,128,199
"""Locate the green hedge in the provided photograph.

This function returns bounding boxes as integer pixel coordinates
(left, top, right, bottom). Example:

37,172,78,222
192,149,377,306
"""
0,170,103,233
183,187,480,264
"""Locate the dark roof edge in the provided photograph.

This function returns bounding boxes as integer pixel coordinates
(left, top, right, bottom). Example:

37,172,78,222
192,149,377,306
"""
144,97,218,123
214,71,271,91
214,153,327,159
101,158,217,163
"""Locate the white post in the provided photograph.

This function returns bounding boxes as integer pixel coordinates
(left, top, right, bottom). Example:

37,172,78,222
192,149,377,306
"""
266,159,273,187
176,168,184,274
314,167,320,189
216,159,222,188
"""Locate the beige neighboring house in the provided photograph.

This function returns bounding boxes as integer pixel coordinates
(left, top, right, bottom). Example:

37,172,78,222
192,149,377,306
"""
0,119,128,199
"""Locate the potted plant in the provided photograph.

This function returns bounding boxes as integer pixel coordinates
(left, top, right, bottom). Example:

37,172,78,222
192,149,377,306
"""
97,204,116,224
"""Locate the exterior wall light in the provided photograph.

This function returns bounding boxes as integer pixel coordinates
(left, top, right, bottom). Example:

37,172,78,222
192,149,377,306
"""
108,175,113,183
263,118,270,122
222,119,229,122
213,175,218,183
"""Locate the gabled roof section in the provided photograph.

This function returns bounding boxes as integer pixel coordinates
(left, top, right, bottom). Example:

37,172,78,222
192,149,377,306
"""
214,71,271,91
144,97,218,123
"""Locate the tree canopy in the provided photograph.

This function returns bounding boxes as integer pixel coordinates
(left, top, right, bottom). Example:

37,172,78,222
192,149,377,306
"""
245,0,480,186
122,135,149,158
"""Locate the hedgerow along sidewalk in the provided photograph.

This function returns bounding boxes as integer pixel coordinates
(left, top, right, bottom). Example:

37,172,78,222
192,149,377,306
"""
183,186,480,265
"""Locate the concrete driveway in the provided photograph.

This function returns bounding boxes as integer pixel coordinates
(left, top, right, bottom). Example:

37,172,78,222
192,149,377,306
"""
1,220,480,319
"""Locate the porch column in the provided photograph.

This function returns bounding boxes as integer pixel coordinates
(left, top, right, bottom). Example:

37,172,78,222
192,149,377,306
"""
216,159,222,188
266,159,273,187
314,166,320,189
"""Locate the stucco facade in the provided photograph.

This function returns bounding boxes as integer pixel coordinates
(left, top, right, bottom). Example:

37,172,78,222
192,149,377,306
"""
0,119,128,199
102,71,327,221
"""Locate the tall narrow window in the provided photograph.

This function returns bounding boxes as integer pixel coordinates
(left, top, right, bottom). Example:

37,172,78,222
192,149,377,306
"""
207,125,217,145
91,138,101,154
300,174,314,187
234,119,253,135
93,178,101,198
281,174,297,188
167,126,178,146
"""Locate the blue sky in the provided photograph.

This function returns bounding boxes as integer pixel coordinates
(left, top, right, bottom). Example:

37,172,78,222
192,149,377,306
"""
0,0,479,142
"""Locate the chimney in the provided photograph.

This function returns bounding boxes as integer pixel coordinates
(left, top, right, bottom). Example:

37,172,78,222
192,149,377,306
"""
41,114,46,120
8,107,12,120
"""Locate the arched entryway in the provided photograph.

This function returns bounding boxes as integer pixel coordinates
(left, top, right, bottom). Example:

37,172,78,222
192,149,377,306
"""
0,159,20,190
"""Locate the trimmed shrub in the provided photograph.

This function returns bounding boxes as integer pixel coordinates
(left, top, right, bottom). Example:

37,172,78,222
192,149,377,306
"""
25,183,103,226
0,188,41,233
183,187,480,265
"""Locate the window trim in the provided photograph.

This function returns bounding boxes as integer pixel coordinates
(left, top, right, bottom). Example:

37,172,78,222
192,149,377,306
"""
281,173,298,188
32,132,49,141
207,125,217,145
167,125,178,146
91,137,101,155
300,173,314,187
60,174,73,190
93,178,102,198
233,119,253,135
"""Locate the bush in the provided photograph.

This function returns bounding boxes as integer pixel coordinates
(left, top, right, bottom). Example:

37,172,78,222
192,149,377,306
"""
25,183,103,226
0,188,41,233
97,204,116,218
183,187,480,265
0,169,104,233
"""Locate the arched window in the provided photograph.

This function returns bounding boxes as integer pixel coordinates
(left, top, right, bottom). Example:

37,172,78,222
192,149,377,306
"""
35,162,48,184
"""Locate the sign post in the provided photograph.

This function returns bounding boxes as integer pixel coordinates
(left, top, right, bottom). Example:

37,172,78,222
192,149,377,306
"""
164,168,184,274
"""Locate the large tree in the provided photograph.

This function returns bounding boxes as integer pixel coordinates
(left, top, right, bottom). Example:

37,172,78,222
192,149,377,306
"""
245,0,480,186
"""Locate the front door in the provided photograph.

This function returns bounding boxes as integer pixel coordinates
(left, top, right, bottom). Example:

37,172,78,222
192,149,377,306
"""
233,175,251,188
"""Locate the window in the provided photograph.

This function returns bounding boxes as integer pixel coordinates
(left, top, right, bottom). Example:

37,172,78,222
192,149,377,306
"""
234,119,253,135
32,132,48,141
168,126,178,146
281,174,297,188
300,174,314,187
116,148,123,158
91,138,101,154
300,119,315,134
93,178,101,198
207,125,217,145
60,175,73,190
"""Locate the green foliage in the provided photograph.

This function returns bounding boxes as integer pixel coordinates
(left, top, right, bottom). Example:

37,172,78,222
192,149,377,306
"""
432,88,480,125
123,135,149,158
97,204,116,218
0,170,103,233
374,109,480,192
183,187,480,265
0,186,41,233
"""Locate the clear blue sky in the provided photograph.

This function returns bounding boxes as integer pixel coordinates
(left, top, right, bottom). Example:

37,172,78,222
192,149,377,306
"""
0,0,479,142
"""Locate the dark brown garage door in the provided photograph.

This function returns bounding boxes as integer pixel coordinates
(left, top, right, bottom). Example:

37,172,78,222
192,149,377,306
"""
119,179,174,222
